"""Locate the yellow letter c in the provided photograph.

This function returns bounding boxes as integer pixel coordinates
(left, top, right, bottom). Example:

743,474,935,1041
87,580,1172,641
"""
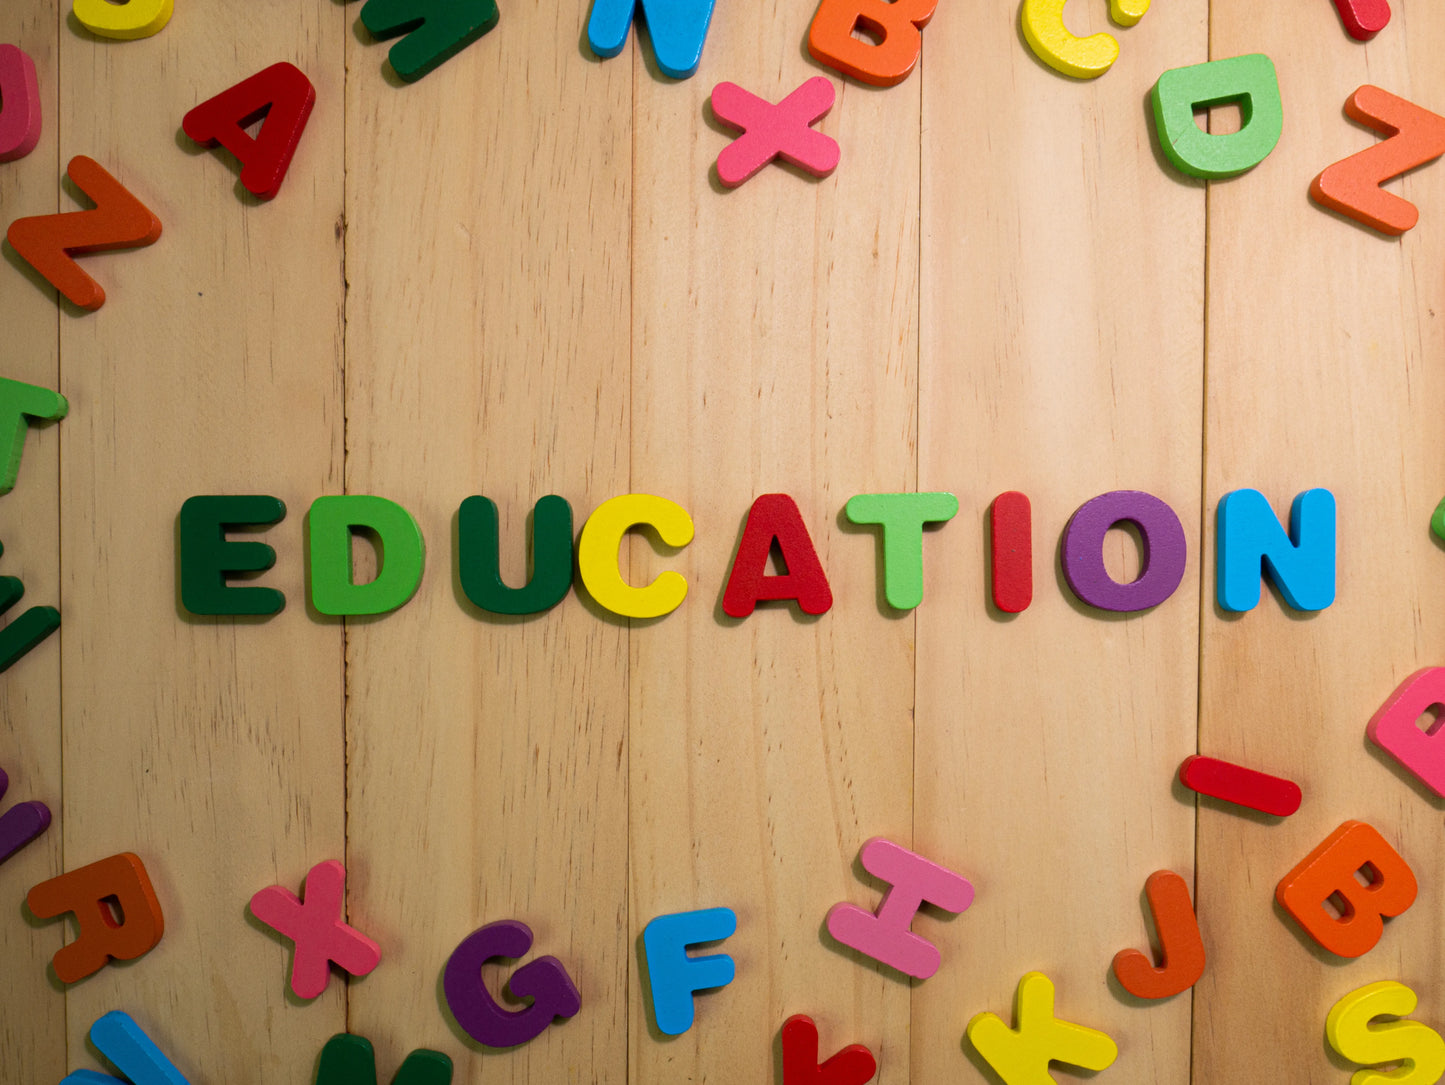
74,0,173,40
578,494,694,618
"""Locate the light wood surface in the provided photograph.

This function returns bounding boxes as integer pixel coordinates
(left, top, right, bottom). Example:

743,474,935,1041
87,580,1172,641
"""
0,4,63,1082
1196,3,1445,1081
2,1,1444,1082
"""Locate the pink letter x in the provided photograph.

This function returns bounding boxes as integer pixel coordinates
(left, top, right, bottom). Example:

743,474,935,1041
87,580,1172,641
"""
711,76,840,187
249,859,381,999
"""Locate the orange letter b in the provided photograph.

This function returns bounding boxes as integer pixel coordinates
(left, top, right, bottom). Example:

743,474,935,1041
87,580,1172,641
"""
1276,821,1416,959
806,0,936,86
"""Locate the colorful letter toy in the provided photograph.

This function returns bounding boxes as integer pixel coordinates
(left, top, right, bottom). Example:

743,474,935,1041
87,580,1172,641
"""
807,0,935,86
0,378,67,495
58,1011,191,1085
1216,488,1335,612
1276,821,1417,958
1333,0,1390,40
577,494,694,619
442,920,581,1048
825,837,973,979
178,495,286,616
781,1015,877,1085
642,907,736,1035
989,492,1032,613
249,860,381,1000
0,45,42,162
722,493,833,617
711,78,839,187
1151,54,1283,179
0,765,50,867
967,972,1119,1081
27,853,164,983
1432,496,1445,543
7,155,161,311
0,540,59,674
844,493,958,611
1020,0,1149,80
1061,490,1186,612
1367,668,1445,798
587,0,716,80
72,0,172,40
1111,870,1205,999
1327,981,1445,1085
361,0,499,82
315,1034,453,1085
182,63,316,200
457,495,573,614
1178,755,1302,816
1311,86,1445,236
307,496,425,617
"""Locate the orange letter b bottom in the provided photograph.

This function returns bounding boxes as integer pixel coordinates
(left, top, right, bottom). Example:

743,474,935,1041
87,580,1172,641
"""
1276,821,1416,958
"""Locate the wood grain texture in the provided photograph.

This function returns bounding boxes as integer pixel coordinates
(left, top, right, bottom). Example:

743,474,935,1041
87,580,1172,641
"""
53,2,347,1080
0,0,1443,1082
625,4,919,1081
916,0,1207,1080
341,3,632,1081
0,4,63,1083
1196,3,1445,1080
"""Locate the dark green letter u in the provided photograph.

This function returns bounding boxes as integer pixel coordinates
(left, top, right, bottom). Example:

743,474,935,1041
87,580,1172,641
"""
458,495,573,615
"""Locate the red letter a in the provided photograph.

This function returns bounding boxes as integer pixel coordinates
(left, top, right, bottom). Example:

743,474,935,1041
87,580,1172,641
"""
723,494,833,618
182,62,316,200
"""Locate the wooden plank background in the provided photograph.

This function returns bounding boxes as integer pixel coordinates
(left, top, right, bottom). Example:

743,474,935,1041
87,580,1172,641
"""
0,0,1442,1082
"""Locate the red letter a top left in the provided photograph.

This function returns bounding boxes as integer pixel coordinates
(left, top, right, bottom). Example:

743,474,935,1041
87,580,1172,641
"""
182,62,316,200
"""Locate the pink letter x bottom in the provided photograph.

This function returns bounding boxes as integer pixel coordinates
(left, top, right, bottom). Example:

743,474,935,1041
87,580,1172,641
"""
711,77,840,187
249,859,381,999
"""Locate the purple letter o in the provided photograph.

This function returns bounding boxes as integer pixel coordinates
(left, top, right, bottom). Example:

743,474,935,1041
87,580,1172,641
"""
1061,491,1186,612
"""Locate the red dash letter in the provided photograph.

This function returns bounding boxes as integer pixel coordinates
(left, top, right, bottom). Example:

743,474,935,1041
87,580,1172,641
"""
1178,755,1301,816
1276,821,1416,959
7,156,161,311
989,492,1032,613
1311,86,1445,236
1111,870,1205,999
722,494,833,618
182,62,316,200
27,853,164,982
1333,0,1390,41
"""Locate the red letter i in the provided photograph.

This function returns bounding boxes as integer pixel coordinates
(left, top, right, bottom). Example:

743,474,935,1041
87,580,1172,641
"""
990,492,1032,613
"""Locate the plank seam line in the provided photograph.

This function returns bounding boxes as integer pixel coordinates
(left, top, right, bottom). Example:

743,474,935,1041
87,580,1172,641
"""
340,2,353,1042
56,0,69,1074
1189,12,1215,1082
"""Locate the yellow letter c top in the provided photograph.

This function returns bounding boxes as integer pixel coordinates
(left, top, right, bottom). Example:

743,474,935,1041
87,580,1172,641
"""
578,494,694,619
